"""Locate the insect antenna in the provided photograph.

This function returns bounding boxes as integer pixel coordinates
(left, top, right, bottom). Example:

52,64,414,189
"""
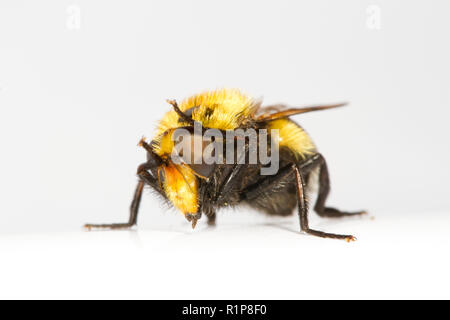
166,99,195,125
138,136,153,153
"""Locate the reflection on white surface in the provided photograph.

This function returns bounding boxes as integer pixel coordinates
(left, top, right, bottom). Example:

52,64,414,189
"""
1,211,449,299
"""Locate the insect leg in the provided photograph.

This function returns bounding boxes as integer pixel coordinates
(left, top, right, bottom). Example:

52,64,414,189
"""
215,164,245,203
293,164,356,241
198,180,216,226
313,155,367,218
214,139,250,205
206,211,216,226
84,180,144,230
84,180,145,230
243,164,295,201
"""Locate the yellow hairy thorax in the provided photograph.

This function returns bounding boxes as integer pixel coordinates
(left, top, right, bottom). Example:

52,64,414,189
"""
154,89,256,141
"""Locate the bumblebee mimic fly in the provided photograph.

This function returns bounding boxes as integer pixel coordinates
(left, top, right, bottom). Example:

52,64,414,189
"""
85,89,366,241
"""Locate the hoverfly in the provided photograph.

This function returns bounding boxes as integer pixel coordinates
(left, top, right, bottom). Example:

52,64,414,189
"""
85,89,366,241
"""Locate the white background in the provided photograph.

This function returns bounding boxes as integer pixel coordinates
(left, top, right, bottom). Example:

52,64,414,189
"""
0,0,449,299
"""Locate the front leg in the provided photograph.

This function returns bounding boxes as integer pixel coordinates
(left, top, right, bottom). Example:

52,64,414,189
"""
84,180,145,230
312,154,367,218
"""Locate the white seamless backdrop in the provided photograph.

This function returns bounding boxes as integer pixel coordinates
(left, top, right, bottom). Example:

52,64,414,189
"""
0,0,449,299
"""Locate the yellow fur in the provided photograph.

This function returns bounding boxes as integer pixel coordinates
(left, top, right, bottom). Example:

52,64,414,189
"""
188,89,256,129
154,129,175,158
153,89,255,150
162,163,198,214
268,119,316,159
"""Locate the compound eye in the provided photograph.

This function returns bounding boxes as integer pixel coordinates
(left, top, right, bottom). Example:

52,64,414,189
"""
172,132,217,179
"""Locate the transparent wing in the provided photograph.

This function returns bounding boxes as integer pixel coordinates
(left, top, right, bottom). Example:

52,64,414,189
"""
255,102,347,122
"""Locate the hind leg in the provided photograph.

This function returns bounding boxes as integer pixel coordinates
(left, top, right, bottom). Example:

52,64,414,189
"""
313,154,367,218
243,164,297,216
293,164,355,241
243,162,356,240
